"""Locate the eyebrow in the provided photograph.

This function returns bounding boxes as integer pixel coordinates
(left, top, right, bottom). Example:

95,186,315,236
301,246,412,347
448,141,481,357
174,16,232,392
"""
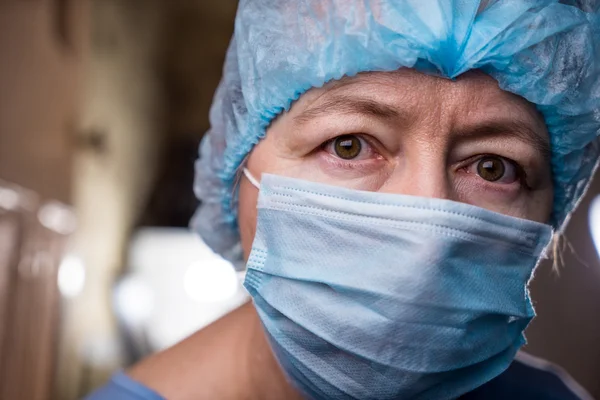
293,94,406,125
293,92,551,161
456,121,552,162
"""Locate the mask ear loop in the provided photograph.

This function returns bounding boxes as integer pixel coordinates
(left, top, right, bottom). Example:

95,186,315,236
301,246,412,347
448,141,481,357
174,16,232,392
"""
230,157,259,211
243,168,261,189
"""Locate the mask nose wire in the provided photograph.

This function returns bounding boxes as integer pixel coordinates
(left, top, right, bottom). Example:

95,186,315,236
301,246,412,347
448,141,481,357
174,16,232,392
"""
243,168,261,189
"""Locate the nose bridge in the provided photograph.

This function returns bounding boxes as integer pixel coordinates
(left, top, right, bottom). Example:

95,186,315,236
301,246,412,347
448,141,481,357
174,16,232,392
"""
381,145,452,200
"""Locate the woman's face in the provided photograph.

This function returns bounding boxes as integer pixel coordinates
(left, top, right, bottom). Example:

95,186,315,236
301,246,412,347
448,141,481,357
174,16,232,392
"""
238,69,553,259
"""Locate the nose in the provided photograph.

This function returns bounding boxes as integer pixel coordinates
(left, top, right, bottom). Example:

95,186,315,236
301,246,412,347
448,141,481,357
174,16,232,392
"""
379,154,454,200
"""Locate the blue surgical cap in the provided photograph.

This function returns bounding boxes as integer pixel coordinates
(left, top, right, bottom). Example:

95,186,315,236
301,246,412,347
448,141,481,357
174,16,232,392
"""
192,0,600,265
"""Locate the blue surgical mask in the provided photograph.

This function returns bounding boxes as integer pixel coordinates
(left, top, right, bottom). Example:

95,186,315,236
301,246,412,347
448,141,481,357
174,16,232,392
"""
242,172,553,400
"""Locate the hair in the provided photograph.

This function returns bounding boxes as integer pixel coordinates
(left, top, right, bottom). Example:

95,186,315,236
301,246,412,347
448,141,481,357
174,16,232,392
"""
551,232,590,272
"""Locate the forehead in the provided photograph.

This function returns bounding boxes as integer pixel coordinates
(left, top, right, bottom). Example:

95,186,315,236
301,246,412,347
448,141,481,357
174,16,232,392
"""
277,68,551,160
296,69,543,123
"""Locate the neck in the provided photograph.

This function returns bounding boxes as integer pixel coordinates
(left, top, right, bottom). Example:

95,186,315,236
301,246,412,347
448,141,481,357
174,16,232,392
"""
239,302,303,400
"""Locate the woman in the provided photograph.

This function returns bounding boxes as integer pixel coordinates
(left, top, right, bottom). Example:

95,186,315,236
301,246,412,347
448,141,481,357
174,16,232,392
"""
89,1,600,399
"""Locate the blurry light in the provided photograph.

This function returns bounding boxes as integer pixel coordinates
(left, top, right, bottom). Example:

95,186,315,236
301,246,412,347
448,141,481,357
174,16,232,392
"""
114,275,155,327
58,255,86,298
590,195,600,258
82,335,122,368
184,258,238,303
38,201,77,235
0,187,20,211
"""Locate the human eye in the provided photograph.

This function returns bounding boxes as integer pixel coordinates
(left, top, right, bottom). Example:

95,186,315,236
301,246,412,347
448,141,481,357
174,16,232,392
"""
312,133,391,185
463,155,530,188
321,134,381,162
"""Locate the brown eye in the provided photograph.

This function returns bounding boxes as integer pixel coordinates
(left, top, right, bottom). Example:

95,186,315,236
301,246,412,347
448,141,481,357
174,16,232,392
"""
475,156,517,183
477,157,504,182
333,135,362,160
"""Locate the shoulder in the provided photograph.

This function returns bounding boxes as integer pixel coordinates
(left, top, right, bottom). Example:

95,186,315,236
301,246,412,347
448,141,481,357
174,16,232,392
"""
463,352,594,400
126,302,257,400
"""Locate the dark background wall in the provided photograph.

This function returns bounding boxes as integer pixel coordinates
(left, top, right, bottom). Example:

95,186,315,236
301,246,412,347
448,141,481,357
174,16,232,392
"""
526,172,600,396
0,1,599,399
0,0,88,204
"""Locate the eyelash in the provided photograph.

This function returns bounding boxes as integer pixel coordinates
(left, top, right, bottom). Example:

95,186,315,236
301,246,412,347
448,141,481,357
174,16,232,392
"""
320,134,382,159
458,154,532,190
319,134,532,189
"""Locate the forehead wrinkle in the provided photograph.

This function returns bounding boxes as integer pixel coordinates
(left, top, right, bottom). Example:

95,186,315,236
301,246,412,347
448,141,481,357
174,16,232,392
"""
300,69,429,106
449,73,551,160
292,75,423,129
454,120,551,162
293,93,406,125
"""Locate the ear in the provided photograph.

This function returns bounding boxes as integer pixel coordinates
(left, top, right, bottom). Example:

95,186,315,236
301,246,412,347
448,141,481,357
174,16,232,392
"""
238,175,259,261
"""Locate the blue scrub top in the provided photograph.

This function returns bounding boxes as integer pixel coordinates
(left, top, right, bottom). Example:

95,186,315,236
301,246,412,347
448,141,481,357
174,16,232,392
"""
86,355,591,400
86,371,164,400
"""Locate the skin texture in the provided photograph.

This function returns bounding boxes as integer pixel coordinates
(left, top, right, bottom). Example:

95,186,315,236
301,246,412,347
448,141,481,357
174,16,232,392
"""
129,69,553,399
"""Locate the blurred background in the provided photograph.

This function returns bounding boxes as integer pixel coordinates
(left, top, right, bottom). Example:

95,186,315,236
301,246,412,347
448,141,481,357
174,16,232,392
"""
0,1,599,399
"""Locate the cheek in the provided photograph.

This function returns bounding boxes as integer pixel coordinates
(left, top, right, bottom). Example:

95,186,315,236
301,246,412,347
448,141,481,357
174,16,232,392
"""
238,179,259,261
525,186,554,223
455,179,554,223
